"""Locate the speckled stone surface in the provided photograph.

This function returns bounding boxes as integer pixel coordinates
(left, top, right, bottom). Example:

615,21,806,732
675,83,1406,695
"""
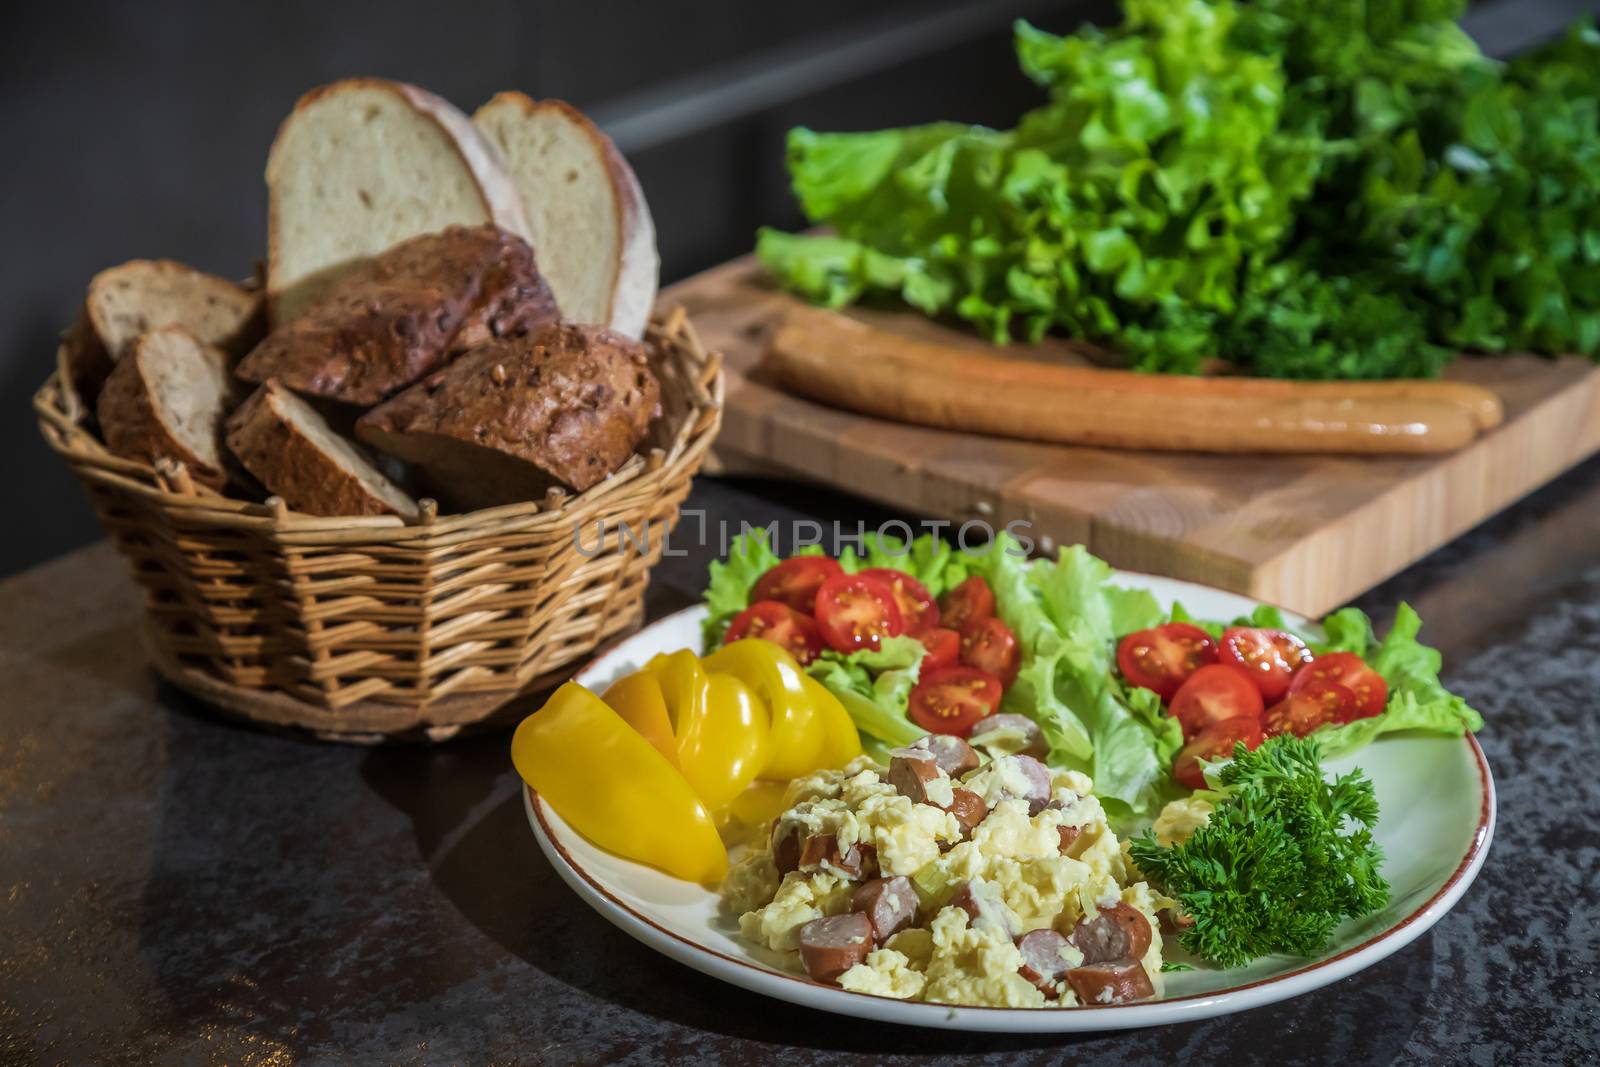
2,462,1598,1066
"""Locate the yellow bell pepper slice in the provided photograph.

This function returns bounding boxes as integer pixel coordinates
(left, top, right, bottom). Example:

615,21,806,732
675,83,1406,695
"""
602,671,678,767
703,639,823,779
678,672,770,809
803,674,862,768
512,682,727,884
715,779,792,846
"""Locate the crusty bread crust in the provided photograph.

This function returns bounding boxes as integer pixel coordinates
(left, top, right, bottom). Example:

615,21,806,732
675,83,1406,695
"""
96,326,236,489
225,380,418,518
357,322,661,505
473,93,658,338
265,78,533,322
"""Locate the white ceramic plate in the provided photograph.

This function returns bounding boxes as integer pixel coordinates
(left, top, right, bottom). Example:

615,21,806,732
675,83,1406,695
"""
523,572,1494,1032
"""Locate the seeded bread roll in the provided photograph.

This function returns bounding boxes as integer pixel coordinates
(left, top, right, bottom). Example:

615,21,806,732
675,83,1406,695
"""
236,225,559,405
225,380,418,518
357,322,660,506
57,307,116,417
87,259,264,360
96,326,238,489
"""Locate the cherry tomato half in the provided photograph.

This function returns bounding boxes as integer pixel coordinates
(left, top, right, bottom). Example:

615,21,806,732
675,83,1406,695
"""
1173,716,1264,790
908,666,1004,736
919,627,962,671
859,568,940,634
938,576,995,632
1117,622,1218,702
1264,679,1357,738
959,616,1021,687
814,572,904,654
724,601,823,665
752,556,843,614
1169,664,1263,741
1219,627,1314,703
1287,651,1388,718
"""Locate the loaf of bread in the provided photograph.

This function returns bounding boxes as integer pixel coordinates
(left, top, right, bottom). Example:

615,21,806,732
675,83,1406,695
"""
96,326,238,489
235,225,559,405
357,322,660,505
266,78,532,322
226,380,418,518
474,93,658,339
86,259,264,360
57,308,115,417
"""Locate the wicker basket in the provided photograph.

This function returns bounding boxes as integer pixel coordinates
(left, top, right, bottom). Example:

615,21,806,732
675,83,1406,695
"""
34,307,723,742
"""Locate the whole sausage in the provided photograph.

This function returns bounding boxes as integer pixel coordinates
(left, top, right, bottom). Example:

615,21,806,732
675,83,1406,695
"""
888,748,943,805
851,876,919,943
968,713,1049,759
797,912,874,984
1065,959,1156,1005
1015,929,1077,995
908,734,979,778
1069,902,1153,965
767,309,1488,455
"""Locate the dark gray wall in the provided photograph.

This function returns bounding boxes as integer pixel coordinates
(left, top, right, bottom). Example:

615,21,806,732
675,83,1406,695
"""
1,0,1585,576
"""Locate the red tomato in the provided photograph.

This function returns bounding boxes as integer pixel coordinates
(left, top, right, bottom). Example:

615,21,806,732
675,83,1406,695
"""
1169,664,1263,741
1116,623,1218,701
724,601,823,665
1219,627,1314,703
938,576,995,632
752,556,843,613
919,627,962,671
908,666,1004,736
814,573,905,653
959,617,1021,687
1288,651,1388,718
859,568,939,634
1264,680,1357,738
1173,717,1264,790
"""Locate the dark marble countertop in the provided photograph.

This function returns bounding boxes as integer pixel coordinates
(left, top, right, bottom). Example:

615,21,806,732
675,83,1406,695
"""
3,462,1599,1066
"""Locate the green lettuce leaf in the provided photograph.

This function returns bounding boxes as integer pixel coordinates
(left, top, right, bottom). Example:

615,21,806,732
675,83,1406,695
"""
805,635,929,749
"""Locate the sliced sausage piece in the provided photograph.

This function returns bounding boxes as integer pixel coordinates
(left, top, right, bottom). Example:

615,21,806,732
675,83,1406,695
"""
1016,929,1077,994
1056,822,1083,855
1065,959,1155,1005
968,713,1048,759
851,876,919,943
772,823,800,875
1068,902,1153,965
947,880,1019,939
1011,754,1053,816
797,912,874,984
945,788,988,837
908,734,979,778
887,748,943,805
795,831,874,879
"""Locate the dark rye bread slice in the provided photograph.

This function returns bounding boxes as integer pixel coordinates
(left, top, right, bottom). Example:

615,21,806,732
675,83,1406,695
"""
357,322,660,507
236,225,559,406
96,326,238,489
225,381,418,518
87,259,264,360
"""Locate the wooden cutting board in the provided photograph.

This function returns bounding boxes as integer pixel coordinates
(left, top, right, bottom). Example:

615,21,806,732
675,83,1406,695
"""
664,256,1600,615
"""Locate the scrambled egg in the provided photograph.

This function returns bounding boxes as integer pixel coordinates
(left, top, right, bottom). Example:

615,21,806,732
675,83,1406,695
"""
723,755,1165,1008
1152,795,1214,848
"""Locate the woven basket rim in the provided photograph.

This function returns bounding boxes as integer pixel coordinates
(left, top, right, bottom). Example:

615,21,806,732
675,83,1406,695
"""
35,305,725,543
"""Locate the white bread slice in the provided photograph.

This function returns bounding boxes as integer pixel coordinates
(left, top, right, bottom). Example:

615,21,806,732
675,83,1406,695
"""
473,93,658,339
226,380,418,518
266,78,532,323
96,326,238,489
86,260,263,360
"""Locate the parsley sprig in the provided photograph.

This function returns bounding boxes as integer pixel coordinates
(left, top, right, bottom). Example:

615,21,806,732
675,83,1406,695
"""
1129,737,1389,968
